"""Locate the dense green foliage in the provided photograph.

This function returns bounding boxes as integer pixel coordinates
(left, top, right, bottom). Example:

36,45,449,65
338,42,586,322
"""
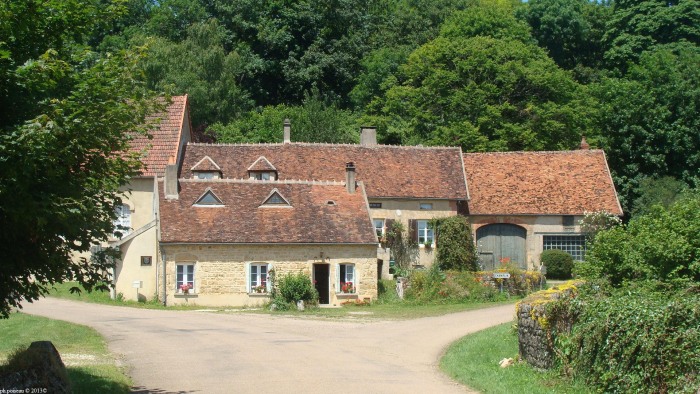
554,283,700,394
276,271,319,305
434,216,478,271
24,0,694,216
540,250,574,279
578,192,700,285
0,0,161,317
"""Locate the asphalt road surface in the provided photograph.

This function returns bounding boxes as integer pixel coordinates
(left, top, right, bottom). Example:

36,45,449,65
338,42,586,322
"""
21,299,515,393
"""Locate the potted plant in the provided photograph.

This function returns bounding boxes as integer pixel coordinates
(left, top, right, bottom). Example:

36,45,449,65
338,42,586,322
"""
253,285,267,294
341,282,355,294
179,284,191,294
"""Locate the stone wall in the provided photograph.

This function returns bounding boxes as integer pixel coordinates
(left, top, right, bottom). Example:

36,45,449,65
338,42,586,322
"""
516,281,581,369
161,243,378,307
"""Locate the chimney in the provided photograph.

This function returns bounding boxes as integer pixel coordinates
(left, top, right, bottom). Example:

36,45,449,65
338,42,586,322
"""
345,162,356,194
580,135,590,150
283,119,291,144
165,164,179,200
360,126,377,146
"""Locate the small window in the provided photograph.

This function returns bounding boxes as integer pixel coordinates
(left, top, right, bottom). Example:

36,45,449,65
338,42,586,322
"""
250,263,269,293
369,202,382,209
176,264,195,294
417,220,434,245
338,264,355,294
563,215,575,227
373,219,385,237
251,171,276,181
543,235,586,261
194,190,223,206
419,203,433,210
262,190,290,206
141,256,152,266
327,200,336,205
195,172,219,180
113,204,131,237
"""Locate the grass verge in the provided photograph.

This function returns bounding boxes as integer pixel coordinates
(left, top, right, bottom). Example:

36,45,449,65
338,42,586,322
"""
441,322,591,394
0,312,131,393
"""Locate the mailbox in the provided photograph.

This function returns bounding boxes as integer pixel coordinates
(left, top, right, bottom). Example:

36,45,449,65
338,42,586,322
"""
132,280,143,289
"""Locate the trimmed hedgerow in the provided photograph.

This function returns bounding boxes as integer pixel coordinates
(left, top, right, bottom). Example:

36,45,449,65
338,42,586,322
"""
553,282,700,394
540,249,574,279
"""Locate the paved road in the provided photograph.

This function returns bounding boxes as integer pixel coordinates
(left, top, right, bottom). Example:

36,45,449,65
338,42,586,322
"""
21,299,515,393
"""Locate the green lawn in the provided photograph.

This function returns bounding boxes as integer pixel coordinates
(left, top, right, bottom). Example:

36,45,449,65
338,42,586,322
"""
0,312,131,393
441,323,591,394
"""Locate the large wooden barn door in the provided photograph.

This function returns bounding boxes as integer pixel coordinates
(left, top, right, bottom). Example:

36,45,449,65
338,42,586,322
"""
476,224,527,270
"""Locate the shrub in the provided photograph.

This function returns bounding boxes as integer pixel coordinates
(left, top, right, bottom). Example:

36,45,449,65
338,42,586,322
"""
276,271,318,305
579,191,700,285
554,283,700,393
540,249,574,279
434,216,478,271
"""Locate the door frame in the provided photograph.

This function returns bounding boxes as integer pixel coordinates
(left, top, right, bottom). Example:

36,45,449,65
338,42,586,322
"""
312,263,330,305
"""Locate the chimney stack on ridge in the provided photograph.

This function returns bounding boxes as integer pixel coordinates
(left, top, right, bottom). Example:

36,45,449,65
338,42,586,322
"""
345,162,356,194
360,126,377,146
283,119,291,144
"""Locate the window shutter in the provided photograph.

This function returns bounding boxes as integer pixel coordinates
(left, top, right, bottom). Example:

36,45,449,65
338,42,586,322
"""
245,263,250,293
409,219,418,243
335,263,340,292
266,263,273,292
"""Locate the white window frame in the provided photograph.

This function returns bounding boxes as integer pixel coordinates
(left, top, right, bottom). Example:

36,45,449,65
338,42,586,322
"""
194,171,219,179
336,263,357,294
373,218,385,237
247,263,271,294
113,204,131,237
417,220,434,245
176,263,195,294
250,171,276,181
543,235,587,261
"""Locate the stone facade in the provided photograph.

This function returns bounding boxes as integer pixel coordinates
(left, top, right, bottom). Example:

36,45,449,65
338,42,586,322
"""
161,244,377,307
517,282,581,370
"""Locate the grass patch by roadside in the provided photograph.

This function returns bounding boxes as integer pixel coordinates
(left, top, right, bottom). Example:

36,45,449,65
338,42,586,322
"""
441,322,591,394
0,312,131,393
49,282,216,311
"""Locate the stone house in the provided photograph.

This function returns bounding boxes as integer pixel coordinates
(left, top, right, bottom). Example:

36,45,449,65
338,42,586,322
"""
463,145,623,270
109,95,192,300
110,100,622,305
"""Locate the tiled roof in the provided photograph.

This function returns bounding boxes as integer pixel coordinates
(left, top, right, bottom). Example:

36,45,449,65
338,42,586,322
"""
182,143,468,200
129,95,189,177
464,150,623,215
191,156,221,171
159,179,377,244
247,156,277,171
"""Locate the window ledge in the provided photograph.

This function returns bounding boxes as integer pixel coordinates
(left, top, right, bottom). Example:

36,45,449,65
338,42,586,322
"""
336,293,358,298
174,293,198,298
248,293,270,297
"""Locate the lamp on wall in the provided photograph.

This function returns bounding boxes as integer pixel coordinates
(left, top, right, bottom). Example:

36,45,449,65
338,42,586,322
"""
317,252,330,263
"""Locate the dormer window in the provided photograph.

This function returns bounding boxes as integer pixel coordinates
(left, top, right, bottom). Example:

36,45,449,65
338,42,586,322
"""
260,189,291,207
191,156,222,179
194,189,223,206
250,171,276,181
248,156,278,181
194,171,220,180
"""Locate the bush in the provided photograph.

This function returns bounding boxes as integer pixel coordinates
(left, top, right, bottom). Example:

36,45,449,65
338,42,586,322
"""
276,271,318,305
554,283,700,393
434,216,478,271
541,250,574,279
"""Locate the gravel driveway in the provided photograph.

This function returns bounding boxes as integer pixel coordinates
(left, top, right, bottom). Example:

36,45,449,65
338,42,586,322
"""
21,299,514,393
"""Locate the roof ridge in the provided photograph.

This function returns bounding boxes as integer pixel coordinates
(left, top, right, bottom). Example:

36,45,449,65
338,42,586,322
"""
187,142,461,150
178,178,347,186
464,149,604,155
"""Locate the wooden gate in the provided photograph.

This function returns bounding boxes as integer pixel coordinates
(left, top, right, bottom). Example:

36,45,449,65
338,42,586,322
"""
476,224,527,270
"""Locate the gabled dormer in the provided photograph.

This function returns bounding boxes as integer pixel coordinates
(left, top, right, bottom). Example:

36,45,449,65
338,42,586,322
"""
191,156,222,179
248,156,278,181
260,188,291,208
193,188,224,207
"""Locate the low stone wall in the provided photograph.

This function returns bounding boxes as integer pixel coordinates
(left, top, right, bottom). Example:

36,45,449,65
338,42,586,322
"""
0,341,70,393
516,281,581,370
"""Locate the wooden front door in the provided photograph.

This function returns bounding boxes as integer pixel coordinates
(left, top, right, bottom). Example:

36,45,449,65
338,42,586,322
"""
313,264,330,305
476,224,527,269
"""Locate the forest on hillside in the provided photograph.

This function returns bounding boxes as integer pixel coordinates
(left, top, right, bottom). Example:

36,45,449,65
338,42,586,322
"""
2,0,699,215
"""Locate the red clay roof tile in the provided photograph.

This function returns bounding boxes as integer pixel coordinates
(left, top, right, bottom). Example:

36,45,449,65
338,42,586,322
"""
159,179,377,244
129,95,188,177
464,150,623,215
182,143,468,200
